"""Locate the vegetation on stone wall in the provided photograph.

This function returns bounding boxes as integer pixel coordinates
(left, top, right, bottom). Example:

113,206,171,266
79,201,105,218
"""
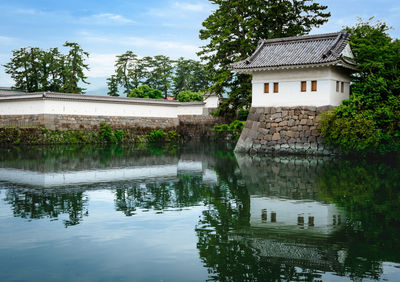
0,124,183,146
212,120,245,140
319,20,400,155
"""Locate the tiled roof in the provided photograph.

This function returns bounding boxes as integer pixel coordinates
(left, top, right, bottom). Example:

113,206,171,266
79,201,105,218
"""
231,31,356,71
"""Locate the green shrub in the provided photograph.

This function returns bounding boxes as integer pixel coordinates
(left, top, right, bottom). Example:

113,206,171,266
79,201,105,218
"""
114,130,124,143
146,129,167,143
129,85,163,99
167,130,180,142
99,122,116,143
237,109,249,121
176,90,203,102
212,120,245,140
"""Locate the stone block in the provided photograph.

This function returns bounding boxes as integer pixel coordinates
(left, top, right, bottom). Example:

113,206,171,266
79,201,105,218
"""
300,119,308,125
272,133,281,141
279,121,288,127
270,113,282,119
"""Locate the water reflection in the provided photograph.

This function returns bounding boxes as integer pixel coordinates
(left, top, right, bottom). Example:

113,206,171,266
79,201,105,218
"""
0,144,399,281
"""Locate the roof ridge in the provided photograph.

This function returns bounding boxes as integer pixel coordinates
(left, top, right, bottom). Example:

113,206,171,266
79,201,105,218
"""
260,31,346,45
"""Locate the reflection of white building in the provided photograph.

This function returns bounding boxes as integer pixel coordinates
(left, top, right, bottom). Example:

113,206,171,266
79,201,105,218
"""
0,160,219,188
250,196,344,234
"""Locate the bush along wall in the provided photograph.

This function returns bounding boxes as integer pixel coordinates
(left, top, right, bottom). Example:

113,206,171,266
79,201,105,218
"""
0,124,182,146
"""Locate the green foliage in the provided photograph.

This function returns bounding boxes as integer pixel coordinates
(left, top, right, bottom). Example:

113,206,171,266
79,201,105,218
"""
212,120,245,140
237,109,249,121
198,0,330,116
173,57,211,97
98,122,126,144
106,75,119,96
146,129,167,143
107,52,212,99
146,129,181,143
99,122,116,143
4,43,89,93
319,19,400,155
129,85,163,99
176,90,203,102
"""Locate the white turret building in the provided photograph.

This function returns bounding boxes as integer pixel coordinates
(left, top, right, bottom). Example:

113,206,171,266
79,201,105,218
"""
231,31,356,107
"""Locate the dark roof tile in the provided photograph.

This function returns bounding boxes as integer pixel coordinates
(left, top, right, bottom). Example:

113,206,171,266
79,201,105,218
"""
231,31,355,71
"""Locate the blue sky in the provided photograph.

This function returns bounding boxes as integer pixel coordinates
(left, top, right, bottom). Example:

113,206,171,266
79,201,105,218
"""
1,0,399,94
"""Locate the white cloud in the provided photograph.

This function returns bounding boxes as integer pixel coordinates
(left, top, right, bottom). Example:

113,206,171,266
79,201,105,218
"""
84,13,135,25
86,53,117,78
147,1,212,18
0,35,15,43
173,2,207,12
80,32,200,59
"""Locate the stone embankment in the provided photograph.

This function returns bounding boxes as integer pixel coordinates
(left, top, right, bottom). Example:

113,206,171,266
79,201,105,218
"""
235,106,335,155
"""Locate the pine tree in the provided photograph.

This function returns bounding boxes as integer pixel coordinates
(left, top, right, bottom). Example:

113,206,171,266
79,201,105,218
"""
198,0,330,115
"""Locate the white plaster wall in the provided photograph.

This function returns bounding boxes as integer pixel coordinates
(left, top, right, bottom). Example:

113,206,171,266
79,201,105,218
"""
177,104,204,116
0,98,205,118
251,67,351,107
204,95,219,108
0,99,45,115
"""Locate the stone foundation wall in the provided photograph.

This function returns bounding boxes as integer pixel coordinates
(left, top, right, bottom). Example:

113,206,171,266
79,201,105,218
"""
0,114,179,131
235,106,335,155
0,113,225,143
178,115,226,139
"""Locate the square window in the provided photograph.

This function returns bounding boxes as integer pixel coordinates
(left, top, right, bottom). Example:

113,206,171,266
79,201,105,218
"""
336,81,340,92
341,82,344,93
301,81,307,92
264,83,269,93
311,81,317,92
273,82,279,93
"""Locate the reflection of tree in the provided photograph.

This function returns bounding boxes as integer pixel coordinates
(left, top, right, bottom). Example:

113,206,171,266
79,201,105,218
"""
114,175,206,216
319,158,400,280
196,153,327,281
4,189,88,227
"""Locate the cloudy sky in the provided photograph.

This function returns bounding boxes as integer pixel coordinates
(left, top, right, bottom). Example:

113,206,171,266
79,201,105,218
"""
0,0,399,95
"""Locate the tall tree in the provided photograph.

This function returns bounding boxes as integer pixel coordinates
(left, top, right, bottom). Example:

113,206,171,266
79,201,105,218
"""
107,75,119,96
62,42,89,94
114,51,139,96
147,55,174,99
5,43,90,94
198,0,330,115
173,58,210,97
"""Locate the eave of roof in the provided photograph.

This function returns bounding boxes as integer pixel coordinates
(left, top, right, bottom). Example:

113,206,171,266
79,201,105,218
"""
0,92,205,106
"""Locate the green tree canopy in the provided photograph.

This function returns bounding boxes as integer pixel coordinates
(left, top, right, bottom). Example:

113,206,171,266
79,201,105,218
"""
4,42,89,94
319,19,400,155
128,84,163,99
176,90,203,102
173,57,210,97
198,0,330,116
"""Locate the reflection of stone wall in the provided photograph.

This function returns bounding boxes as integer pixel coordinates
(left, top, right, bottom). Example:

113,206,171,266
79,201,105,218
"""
236,154,331,200
235,106,334,155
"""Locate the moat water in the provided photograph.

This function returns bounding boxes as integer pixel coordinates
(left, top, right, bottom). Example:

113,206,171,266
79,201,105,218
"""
0,142,399,281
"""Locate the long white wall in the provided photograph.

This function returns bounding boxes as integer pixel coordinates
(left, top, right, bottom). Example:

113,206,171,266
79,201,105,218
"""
0,95,207,118
251,67,350,107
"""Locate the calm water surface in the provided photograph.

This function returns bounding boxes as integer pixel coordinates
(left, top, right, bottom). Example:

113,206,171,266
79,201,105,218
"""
0,142,400,281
